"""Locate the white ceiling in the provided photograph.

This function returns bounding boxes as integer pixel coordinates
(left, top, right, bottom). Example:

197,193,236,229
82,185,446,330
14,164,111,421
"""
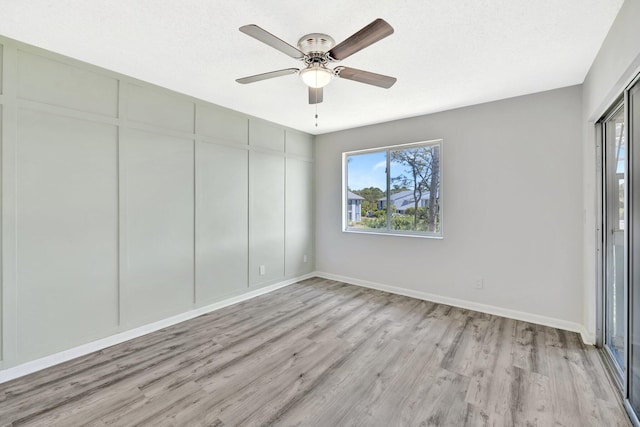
0,0,624,135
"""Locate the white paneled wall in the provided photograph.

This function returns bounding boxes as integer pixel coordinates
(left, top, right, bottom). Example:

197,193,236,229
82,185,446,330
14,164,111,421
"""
195,142,249,303
249,151,286,286
16,110,119,362
17,50,118,117
0,36,314,371
0,44,3,93
126,83,195,132
120,129,195,328
0,43,4,363
286,158,314,276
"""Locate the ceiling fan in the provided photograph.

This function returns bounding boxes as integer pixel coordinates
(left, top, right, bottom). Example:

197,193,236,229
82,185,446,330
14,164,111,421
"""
236,19,397,104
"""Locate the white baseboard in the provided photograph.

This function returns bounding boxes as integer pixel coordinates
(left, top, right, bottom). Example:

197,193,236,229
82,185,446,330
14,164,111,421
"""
315,271,592,344
0,273,314,384
580,329,596,346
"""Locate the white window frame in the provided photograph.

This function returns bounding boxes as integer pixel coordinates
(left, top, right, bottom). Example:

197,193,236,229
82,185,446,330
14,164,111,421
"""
342,139,443,239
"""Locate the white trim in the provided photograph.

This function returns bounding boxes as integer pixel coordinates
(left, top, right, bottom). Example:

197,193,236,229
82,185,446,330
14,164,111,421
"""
342,138,443,156
315,271,593,344
342,229,444,239
580,329,596,345
0,273,313,384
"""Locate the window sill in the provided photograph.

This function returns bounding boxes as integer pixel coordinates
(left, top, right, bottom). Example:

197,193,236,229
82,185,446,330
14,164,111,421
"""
343,229,443,239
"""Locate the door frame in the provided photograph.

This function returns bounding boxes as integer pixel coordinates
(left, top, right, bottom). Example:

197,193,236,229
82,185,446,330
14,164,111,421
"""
626,73,640,427
597,97,627,391
597,72,640,427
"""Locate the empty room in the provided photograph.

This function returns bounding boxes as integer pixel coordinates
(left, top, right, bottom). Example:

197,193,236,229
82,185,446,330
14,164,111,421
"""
1,0,640,425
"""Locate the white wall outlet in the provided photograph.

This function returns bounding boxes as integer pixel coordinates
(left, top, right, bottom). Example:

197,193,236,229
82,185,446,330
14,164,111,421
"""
259,265,266,276
303,254,308,263
474,278,484,289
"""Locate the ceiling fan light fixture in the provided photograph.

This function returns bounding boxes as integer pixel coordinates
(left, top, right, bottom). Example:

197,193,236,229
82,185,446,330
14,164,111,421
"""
300,64,333,88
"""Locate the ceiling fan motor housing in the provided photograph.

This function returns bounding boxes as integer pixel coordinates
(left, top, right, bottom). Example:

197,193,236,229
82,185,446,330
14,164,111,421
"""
297,33,335,56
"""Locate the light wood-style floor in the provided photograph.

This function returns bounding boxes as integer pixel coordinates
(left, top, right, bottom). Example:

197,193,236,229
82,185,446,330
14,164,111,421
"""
0,278,631,426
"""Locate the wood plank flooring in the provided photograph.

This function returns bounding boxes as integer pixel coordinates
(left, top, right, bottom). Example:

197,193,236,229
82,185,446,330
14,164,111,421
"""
0,278,631,426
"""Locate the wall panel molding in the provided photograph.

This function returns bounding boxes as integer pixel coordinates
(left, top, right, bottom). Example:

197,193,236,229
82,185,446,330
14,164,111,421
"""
16,98,120,127
120,129,195,328
15,109,119,361
0,43,4,94
0,35,315,375
195,141,249,305
1,43,20,370
17,50,118,117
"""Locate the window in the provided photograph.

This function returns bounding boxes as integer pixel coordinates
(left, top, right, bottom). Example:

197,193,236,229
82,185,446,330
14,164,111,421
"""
343,140,442,238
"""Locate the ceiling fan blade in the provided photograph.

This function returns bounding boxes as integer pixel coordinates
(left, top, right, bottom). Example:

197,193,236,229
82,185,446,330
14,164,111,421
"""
240,25,305,59
236,68,299,84
337,67,397,88
309,87,323,104
328,19,394,61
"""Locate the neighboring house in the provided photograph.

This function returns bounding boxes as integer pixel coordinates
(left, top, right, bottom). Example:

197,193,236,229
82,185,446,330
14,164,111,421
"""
347,191,364,223
378,190,433,213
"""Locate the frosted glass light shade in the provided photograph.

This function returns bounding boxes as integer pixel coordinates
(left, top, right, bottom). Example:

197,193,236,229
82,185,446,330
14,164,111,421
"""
300,65,333,88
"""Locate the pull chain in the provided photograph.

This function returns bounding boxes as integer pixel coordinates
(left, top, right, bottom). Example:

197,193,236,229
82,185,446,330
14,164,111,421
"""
314,71,319,128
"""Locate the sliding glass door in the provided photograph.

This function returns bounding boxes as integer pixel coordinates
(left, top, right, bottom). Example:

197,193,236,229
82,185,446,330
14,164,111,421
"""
628,77,640,420
603,102,626,382
600,74,640,424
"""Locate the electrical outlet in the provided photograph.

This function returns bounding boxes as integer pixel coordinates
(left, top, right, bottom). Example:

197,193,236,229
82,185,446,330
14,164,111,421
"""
474,278,484,289
259,265,266,276
303,254,308,263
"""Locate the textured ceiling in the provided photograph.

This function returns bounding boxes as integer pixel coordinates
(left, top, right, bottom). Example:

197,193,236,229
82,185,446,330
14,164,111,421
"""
0,0,625,135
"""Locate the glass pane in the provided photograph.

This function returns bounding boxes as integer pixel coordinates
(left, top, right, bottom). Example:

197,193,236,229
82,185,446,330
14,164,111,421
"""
389,144,441,233
345,151,387,229
604,104,626,374
628,80,640,412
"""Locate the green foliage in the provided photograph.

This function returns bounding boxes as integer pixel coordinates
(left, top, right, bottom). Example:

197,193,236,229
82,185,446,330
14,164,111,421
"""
354,211,441,233
390,214,414,230
362,216,387,229
404,207,428,221
352,187,385,205
361,201,377,216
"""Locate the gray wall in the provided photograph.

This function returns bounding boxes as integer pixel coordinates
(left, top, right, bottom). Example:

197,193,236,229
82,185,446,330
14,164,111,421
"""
315,86,584,327
582,0,640,338
0,36,314,369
